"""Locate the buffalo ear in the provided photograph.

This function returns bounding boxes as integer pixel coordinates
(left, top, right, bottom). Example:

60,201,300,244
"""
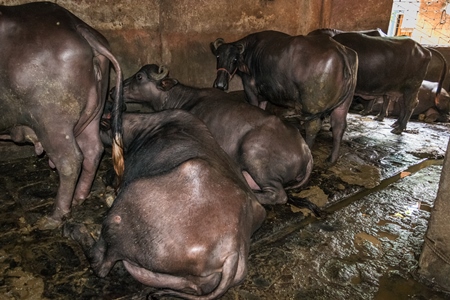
158,78,178,91
210,38,225,55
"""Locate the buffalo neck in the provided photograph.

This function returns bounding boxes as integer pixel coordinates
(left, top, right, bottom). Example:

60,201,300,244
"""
163,83,204,110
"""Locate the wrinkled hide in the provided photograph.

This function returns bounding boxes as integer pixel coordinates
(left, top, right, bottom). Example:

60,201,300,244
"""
0,2,124,230
210,30,358,165
116,64,315,210
310,29,445,134
65,111,266,300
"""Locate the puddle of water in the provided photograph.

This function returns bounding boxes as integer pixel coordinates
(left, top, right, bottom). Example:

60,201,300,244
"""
375,272,449,300
377,230,399,241
420,203,433,213
354,232,382,247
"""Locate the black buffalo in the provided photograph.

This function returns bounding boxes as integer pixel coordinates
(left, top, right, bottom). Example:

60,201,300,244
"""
115,64,319,213
353,80,450,123
309,29,446,133
308,28,387,37
0,2,124,230
65,110,266,299
210,30,358,165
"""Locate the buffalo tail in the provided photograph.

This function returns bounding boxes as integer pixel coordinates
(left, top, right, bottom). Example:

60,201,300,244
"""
76,24,125,184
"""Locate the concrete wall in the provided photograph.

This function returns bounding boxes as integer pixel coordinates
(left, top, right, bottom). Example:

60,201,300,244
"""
1,0,393,89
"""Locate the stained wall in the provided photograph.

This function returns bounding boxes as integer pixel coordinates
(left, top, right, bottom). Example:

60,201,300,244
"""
1,0,393,88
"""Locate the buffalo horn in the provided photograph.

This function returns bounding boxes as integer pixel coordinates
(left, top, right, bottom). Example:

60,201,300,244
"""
150,65,169,80
236,43,245,54
213,38,225,50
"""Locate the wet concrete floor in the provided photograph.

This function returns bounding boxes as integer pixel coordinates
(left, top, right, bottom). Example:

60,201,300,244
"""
1,112,450,299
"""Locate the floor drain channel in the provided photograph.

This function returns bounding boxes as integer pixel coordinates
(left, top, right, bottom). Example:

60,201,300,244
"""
251,158,443,252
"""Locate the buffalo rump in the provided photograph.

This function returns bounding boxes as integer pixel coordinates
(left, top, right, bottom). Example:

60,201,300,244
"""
65,110,266,299
0,2,124,230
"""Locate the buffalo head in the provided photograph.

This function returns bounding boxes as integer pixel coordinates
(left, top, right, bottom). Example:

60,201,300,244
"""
210,38,245,91
111,64,178,112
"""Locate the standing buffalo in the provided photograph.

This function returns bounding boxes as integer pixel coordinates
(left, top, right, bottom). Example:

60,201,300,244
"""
309,29,446,133
308,28,387,37
115,64,320,214
0,2,124,230
65,110,266,299
210,30,358,165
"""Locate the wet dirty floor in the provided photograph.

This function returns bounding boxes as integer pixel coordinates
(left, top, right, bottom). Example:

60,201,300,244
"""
1,113,450,300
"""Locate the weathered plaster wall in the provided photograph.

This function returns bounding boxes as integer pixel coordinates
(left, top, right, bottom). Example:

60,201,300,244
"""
1,0,393,88
325,0,394,31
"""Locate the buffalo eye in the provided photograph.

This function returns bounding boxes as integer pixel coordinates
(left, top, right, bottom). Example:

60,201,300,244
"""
136,73,143,81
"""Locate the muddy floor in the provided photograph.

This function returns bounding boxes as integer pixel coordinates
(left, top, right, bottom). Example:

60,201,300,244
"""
1,112,450,300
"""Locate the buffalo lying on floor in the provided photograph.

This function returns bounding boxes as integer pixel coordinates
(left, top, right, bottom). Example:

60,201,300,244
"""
112,64,322,215
421,45,450,91
352,80,450,123
65,110,266,300
309,29,446,134
0,2,124,230
210,30,358,165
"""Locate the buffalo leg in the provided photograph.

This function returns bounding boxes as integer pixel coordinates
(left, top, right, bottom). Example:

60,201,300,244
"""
149,252,241,300
243,86,261,108
36,129,83,230
328,104,350,165
124,261,219,295
391,90,419,134
64,222,118,278
422,108,440,123
288,195,325,218
360,97,377,116
254,184,288,205
63,222,96,253
374,95,390,121
73,57,108,205
73,120,104,206
239,124,291,205
242,167,289,205
303,118,322,151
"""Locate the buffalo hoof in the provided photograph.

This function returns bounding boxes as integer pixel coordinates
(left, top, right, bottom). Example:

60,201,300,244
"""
62,222,87,241
148,294,161,300
72,197,87,207
390,121,399,128
419,112,439,123
149,290,171,299
63,222,96,252
324,156,338,169
390,127,403,135
374,115,385,121
288,196,327,218
360,109,370,116
36,215,63,231
424,116,438,123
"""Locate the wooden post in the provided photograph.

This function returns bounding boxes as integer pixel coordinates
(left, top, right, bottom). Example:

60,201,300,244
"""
418,138,450,292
